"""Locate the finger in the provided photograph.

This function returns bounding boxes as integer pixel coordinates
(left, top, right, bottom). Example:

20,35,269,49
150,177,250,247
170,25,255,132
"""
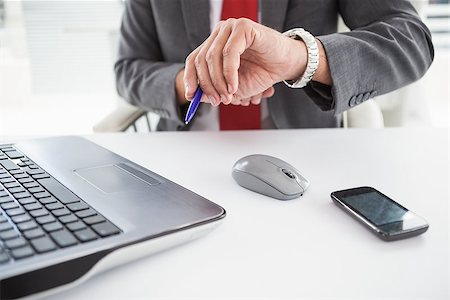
206,23,233,103
240,97,251,106
222,20,254,95
250,94,262,105
262,86,275,98
195,29,225,106
184,48,200,100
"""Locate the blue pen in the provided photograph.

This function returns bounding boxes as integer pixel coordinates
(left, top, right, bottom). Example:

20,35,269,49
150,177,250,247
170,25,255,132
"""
184,86,203,125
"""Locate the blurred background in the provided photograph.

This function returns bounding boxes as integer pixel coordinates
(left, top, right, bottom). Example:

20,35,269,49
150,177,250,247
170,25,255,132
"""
0,0,449,135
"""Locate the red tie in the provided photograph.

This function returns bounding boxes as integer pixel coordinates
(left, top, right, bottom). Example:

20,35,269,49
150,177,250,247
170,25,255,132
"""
219,0,261,130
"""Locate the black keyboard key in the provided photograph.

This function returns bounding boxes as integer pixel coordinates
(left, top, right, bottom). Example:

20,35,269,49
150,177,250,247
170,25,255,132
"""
34,191,51,199
75,209,97,219
66,221,86,232
23,228,45,239
0,222,13,232
11,246,34,259
66,201,89,212
38,196,57,205
74,228,97,242
50,230,77,248
91,221,120,237
82,215,105,225
58,214,78,224
13,191,31,199
45,202,64,211
17,220,38,231
36,215,56,225
5,151,24,159
28,186,45,194
0,251,9,264
18,197,36,205
23,181,40,189
11,214,31,223
29,208,49,218
31,236,57,253
42,222,63,232
1,202,18,210
5,237,27,249
0,229,19,240
38,177,81,204
6,207,25,216
23,202,43,211
8,187,25,194
0,160,19,171
52,208,71,217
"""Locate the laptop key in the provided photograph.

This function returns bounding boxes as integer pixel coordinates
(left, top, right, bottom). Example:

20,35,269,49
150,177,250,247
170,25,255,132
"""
18,197,36,205
4,181,20,189
66,201,89,212
74,228,97,242
8,187,25,194
5,150,24,159
23,228,45,240
66,221,86,232
38,196,57,205
0,222,13,232
0,177,15,184
0,251,9,264
26,169,45,176
42,222,63,232
31,236,57,253
11,214,31,223
37,177,81,204
1,201,19,210
11,246,34,259
23,181,40,189
23,202,43,211
5,237,27,249
28,186,45,194
13,191,31,199
83,215,105,225
0,191,10,198
0,160,19,171
0,215,8,223
13,173,30,180
45,202,64,211
34,191,51,199
6,207,26,217
50,229,78,248
17,220,38,231
0,229,19,240
52,208,71,217
29,208,49,218
32,174,50,180
58,214,78,224
18,177,34,184
91,221,120,237
75,208,97,218
36,215,56,225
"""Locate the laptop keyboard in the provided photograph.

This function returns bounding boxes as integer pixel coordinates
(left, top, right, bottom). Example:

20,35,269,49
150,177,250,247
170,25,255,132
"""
0,144,121,265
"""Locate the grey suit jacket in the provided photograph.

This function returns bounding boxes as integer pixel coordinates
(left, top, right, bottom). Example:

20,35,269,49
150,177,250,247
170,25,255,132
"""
115,0,434,131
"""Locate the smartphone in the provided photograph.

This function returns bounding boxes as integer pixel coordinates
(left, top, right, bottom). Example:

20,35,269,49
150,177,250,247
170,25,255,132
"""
331,187,429,241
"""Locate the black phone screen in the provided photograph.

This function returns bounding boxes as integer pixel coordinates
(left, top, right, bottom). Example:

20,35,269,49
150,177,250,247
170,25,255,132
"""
340,191,408,226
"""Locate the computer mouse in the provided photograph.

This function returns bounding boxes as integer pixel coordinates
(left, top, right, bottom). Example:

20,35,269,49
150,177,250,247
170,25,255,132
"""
232,154,310,200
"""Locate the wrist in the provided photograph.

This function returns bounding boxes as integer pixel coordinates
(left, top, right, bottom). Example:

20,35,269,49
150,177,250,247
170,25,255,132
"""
175,68,188,106
312,39,332,86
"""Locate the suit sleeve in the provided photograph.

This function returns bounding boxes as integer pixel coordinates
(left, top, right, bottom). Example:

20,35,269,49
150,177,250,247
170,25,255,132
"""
114,0,185,125
304,0,434,115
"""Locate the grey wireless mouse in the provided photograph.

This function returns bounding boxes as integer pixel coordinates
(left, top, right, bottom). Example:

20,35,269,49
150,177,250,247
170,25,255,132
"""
232,154,310,200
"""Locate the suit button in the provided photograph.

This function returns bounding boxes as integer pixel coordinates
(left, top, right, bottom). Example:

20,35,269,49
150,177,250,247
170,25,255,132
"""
370,90,378,98
348,96,357,107
355,94,364,105
362,92,371,102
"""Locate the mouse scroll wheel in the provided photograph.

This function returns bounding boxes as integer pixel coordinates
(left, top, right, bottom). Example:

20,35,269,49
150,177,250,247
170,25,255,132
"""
281,169,296,179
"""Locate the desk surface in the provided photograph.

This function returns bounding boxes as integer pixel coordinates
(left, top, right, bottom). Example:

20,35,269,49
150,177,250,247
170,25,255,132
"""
16,128,449,299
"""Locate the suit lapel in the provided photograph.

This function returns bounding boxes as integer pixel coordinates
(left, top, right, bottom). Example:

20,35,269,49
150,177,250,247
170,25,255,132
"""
181,0,211,50
260,0,289,31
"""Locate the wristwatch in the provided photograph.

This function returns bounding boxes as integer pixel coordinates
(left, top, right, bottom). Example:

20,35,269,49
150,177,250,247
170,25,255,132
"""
282,28,319,89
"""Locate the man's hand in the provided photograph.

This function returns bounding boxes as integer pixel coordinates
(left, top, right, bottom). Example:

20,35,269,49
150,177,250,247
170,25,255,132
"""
183,18,331,106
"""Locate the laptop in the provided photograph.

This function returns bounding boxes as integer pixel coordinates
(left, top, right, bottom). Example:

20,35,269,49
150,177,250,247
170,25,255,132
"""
0,136,226,299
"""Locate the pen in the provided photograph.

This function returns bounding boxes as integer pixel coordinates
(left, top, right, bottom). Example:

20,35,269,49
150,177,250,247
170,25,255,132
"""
184,86,203,125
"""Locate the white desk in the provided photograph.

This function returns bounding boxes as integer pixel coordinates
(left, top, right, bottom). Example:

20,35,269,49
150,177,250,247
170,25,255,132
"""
33,128,449,299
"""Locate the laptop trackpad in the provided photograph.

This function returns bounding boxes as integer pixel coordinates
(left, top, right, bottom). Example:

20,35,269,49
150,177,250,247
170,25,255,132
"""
75,164,159,193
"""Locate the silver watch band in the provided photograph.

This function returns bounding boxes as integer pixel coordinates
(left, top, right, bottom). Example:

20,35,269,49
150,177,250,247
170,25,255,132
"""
282,28,319,89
